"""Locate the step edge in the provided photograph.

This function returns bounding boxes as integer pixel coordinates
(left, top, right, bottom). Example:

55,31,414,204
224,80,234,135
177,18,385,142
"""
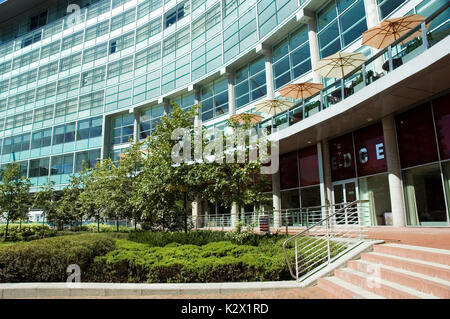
363,252,450,270
320,276,384,299
379,243,450,255
338,267,440,299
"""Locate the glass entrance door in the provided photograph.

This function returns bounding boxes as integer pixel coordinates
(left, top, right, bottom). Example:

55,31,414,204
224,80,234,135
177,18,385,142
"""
332,180,358,224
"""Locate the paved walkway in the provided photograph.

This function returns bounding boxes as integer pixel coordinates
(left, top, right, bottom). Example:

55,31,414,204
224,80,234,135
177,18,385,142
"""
32,286,335,299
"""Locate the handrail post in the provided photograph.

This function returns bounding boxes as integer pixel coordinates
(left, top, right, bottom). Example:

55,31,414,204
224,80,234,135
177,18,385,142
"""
421,21,428,49
326,217,331,265
362,64,367,86
387,45,394,72
295,239,299,280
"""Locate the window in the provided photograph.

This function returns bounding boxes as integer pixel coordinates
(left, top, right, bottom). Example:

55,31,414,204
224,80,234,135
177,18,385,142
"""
60,52,82,71
273,26,311,89
75,149,101,172
40,41,61,59
192,5,221,47
377,0,408,19
17,161,28,178
33,104,54,122
53,122,76,145
83,43,107,63
223,8,257,62
111,9,136,32
8,89,36,108
62,31,84,51
0,79,9,94
0,61,11,74
200,77,229,121
79,90,104,114
107,56,133,80
258,0,298,38
31,128,52,149
29,157,50,178
172,92,195,111
87,0,111,20
235,56,266,108
43,21,63,39
105,82,132,111
165,1,190,28
57,75,80,95
133,70,160,104
191,35,222,80
55,98,78,117
139,104,164,139
109,32,135,54
85,20,109,41
38,61,59,79
161,55,190,94
7,133,31,153
138,0,162,19
36,82,56,101
163,27,190,61
12,49,40,69
134,44,161,73
223,0,257,26
19,31,42,49
77,116,102,140
30,11,48,31
112,113,134,145
136,18,162,43
81,66,106,88
51,153,73,175
317,0,367,58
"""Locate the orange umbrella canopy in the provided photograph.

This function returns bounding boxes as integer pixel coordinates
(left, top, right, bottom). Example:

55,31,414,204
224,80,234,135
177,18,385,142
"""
229,113,263,124
362,14,426,49
279,82,323,100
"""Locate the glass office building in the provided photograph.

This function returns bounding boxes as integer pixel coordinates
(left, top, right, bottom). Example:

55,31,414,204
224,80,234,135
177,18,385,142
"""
0,0,449,227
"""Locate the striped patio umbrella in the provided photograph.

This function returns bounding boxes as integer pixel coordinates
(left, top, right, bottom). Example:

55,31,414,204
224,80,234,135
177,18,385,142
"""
314,52,367,79
255,99,295,116
362,14,427,49
279,82,323,100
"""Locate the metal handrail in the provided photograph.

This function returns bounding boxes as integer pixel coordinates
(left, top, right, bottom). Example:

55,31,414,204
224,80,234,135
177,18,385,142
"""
282,199,369,280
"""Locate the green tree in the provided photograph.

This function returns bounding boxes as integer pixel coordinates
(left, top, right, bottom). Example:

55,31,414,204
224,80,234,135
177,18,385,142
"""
0,163,32,241
33,182,57,225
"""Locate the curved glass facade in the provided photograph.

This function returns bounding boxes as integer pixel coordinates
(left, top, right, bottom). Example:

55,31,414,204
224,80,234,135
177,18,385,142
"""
0,0,448,193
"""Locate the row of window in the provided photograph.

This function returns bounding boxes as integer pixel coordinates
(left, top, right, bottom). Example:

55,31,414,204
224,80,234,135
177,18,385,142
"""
0,116,102,156
2,148,101,179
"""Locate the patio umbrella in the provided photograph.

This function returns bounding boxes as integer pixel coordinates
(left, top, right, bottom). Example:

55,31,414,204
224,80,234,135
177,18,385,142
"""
229,113,263,124
279,82,323,100
314,52,367,79
255,99,295,116
362,14,426,49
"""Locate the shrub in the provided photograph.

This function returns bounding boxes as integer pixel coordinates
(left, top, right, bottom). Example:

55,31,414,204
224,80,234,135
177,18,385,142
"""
128,230,281,247
0,234,116,282
85,223,134,233
85,239,292,283
0,223,57,242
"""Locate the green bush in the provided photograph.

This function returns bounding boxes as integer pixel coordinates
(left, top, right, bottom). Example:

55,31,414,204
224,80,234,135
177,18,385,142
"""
86,238,292,283
0,234,116,282
128,230,281,247
0,223,57,242
84,223,134,233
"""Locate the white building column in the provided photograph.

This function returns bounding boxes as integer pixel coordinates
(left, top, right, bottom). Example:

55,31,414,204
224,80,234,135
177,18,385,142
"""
382,115,407,227
272,168,282,229
262,47,275,99
321,140,333,208
191,196,202,229
364,0,384,74
163,98,170,115
193,85,201,127
231,202,239,229
227,70,236,116
304,12,321,83
132,108,139,143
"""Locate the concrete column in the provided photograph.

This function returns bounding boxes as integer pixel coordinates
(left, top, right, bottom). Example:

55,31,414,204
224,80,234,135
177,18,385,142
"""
133,108,139,143
272,168,282,229
364,0,384,74
227,71,236,116
231,202,239,229
163,98,170,115
191,197,202,229
306,15,321,83
382,115,407,227
262,48,275,99
193,85,201,127
321,139,333,207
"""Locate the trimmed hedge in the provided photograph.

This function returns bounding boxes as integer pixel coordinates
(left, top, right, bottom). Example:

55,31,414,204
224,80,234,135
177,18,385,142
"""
84,223,134,233
127,230,279,247
0,234,116,282
0,223,57,242
85,239,293,283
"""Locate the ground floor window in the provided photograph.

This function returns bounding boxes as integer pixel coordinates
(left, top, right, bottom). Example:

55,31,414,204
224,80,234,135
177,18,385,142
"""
358,174,391,226
403,163,448,226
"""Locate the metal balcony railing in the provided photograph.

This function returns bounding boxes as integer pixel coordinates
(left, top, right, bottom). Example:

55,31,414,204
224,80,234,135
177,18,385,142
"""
259,2,450,134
